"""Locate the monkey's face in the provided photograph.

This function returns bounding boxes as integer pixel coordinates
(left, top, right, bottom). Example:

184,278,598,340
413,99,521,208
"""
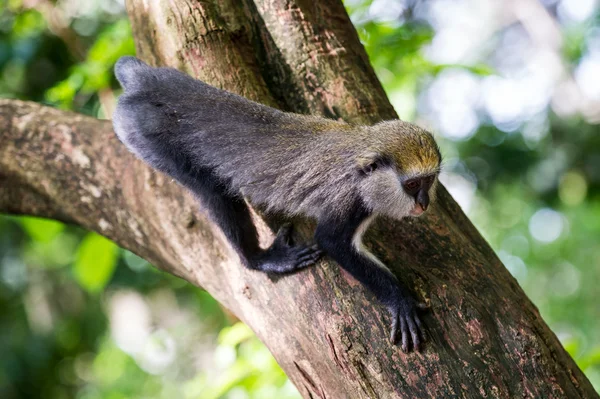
402,173,439,217
356,121,441,219
357,164,439,220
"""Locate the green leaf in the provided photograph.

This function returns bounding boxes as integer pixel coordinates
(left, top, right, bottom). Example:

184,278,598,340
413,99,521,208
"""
562,336,580,358
73,233,118,293
19,216,65,242
578,346,600,371
11,9,46,38
24,233,78,269
44,18,135,108
122,249,149,272
218,322,254,347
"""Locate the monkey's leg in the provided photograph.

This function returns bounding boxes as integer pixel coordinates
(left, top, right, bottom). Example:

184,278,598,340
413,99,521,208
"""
129,147,322,274
315,206,427,352
188,175,323,273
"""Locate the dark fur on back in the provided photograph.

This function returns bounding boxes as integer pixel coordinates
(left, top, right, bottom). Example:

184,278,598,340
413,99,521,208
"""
114,57,366,220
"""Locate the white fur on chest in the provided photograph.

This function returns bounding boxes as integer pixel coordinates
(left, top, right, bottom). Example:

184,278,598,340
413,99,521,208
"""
352,215,391,273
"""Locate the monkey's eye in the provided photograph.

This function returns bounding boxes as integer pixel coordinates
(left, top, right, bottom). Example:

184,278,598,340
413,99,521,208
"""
404,179,421,192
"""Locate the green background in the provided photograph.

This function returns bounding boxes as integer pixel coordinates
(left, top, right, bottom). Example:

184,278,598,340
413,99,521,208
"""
1,0,599,397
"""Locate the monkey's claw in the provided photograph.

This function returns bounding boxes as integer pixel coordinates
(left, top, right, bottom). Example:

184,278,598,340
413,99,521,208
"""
389,300,428,353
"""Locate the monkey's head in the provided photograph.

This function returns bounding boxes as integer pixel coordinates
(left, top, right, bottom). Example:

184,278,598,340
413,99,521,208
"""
355,121,442,220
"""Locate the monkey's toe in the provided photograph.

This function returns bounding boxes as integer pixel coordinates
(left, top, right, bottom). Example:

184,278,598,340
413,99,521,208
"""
287,244,322,268
252,240,322,274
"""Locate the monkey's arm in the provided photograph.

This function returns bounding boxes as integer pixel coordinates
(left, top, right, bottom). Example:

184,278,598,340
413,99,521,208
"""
176,167,322,274
315,204,426,352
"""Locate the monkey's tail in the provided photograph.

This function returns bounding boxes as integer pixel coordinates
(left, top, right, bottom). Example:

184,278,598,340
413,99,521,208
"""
114,56,151,93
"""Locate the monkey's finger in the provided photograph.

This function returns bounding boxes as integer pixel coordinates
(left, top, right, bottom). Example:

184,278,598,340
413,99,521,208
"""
295,259,320,269
296,245,322,257
305,243,322,254
304,252,324,262
390,314,399,344
400,316,409,353
413,313,426,342
296,254,320,265
407,317,421,351
311,248,325,258
296,254,319,266
417,302,429,311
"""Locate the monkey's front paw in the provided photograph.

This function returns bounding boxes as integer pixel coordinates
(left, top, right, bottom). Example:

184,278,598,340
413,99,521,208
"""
388,297,428,353
252,224,323,273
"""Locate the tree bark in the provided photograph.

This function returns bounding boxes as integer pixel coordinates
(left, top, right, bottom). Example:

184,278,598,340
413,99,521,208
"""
1,0,597,397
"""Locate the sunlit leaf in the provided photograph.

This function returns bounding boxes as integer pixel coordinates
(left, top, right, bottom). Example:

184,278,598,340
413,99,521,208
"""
563,336,580,358
11,10,46,38
219,322,255,347
44,18,135,108
19,216,65,242
578,347,600,370
93,346,127,385
73,233,118,293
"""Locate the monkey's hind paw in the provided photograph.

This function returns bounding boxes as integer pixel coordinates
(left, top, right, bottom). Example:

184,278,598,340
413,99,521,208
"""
286,244,324,270
251,224,323,274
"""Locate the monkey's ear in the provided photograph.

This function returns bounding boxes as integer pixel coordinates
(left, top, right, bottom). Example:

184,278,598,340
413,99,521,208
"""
360,162,378,175
357,153,387,176
115,56,151,92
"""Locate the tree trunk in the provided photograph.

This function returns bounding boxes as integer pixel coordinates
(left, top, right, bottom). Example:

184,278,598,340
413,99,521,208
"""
1,0,597,397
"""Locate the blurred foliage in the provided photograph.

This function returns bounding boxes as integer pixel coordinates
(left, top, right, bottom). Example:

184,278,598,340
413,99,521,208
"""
0,0,599,397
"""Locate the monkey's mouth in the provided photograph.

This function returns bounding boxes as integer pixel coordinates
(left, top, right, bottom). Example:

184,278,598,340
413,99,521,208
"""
410,203,426,216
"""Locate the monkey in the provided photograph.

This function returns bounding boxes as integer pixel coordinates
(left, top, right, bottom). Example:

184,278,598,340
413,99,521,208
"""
112,56,441,352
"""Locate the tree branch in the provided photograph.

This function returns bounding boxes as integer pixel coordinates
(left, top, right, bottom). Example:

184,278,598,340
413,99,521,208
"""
1,0,596,397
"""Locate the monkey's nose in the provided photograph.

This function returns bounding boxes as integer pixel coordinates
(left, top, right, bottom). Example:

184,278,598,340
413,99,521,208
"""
416,191,429,211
